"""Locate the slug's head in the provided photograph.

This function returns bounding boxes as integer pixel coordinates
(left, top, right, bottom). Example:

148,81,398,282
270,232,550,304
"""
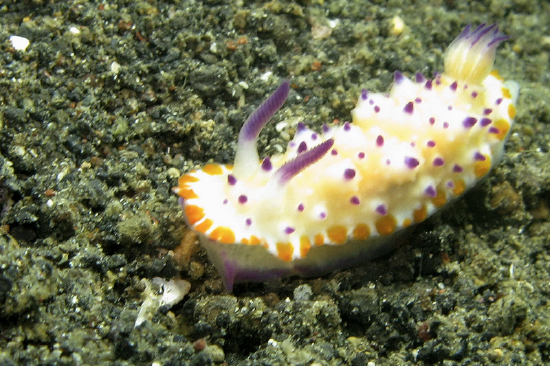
444,24,509,85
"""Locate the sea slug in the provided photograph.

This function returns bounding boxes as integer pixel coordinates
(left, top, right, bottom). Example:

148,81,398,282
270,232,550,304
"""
173,24,519,291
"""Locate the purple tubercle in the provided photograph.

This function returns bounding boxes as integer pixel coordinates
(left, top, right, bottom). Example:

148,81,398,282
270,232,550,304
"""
404,156,419,169
361,89,368,100
453,164,464,173
427,140,436,147
374,106,381,113
424,185,437,197
480,118,492,126
344,168,356,180
343,122,351,131
376,135,384,147
322,123,330,133
484,108,493,115
433,157,445,166
394,71,405,85
358,152,365,159
350,196,360,205
471,91,478,98
297,141,308,154
474,152,486,161
275,139,334,184
331,149,338,155
239,80,290,142
246,218,252,226
238,195,248,204
489,127,500,134
463,117,477,128
297,203,304,212
447,105,453,111
311,133,318,140
403,102,414,114
416,72,426,83
297,122,307,132
376,204,387,216
450,81,458,91
415,97,422,103
496,98,503,105
285,227,296,234
429,117,435,125
425,80,433,90
443,122,449,129
227,174,237,185
223,199,228,205
319,212,327,219
262,157,272,171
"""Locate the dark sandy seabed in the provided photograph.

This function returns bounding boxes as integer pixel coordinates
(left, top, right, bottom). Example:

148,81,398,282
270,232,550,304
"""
0,0,549,365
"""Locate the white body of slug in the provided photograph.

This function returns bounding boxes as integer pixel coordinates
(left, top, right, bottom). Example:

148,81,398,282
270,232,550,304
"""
174,24,519,290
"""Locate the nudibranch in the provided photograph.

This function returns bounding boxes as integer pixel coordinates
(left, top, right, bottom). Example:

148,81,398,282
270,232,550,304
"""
173,24,519,291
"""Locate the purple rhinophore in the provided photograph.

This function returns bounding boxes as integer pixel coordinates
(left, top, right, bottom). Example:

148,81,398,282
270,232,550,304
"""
374,106,381,113
424,185,437,198
331,149,338,155
453,164,464,173
433,157,445,166
404,156,419,169
425,80,433,90
361,89,368,100
350,196,360,205
358,152,365,159
474,152,486,161
275,139,334,184
471,91,478,98
480,118,492,126
415,97,422,103
489,127,500,134
450,81,458,91
344,121,351,131
322,123,330,133
297,122,307,132
376,135,384,147
403,101,414,114
311,133,318,140
227,174,237,185
495,98,503,105
344,168,356,180
298,141,308,154
297,203,304,212
376,204,387,216
427,140,436,147
246,218,252,226
416,72,426,83
319,212,327,219
238,195,248,204
239,80,290,142
394,71,405,85
484,108,493,115
429,117,435,125
443,122,449,129
285,227,296,234
463,117,477,128
262,157,272,171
